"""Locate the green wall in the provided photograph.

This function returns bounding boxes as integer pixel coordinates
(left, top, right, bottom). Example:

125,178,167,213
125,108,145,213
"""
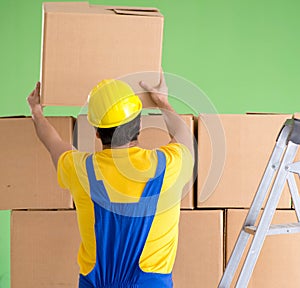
0,211,10,288
1,0,300,287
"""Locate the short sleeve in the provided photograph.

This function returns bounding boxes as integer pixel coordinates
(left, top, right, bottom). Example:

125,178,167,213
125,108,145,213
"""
159,143,194,185
57,150,76,190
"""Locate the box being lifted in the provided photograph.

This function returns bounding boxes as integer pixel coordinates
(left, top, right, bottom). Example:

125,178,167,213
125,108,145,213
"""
40,2,163,107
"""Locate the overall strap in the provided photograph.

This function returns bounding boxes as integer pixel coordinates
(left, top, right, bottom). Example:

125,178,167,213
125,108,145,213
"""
85,154,110,202
140,150,166,198
85,150,166,217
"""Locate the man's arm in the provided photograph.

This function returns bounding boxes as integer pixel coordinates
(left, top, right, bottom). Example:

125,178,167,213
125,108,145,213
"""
27,82,73,168
139,71,194,156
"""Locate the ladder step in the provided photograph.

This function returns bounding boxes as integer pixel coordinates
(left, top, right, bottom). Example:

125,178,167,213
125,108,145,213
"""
244,223,300,236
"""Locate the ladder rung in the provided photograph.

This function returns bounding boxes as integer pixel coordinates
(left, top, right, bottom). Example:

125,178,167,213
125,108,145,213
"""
287,161,300,176
244,223,300,236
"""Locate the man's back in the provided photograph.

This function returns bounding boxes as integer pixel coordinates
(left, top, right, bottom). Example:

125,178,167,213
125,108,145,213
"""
57,144,193,287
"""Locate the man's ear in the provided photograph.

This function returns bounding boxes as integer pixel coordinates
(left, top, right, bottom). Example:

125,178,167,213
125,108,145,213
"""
96,131,100,139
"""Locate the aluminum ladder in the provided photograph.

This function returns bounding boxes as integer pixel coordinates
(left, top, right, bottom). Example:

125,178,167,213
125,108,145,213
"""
218,117,300,288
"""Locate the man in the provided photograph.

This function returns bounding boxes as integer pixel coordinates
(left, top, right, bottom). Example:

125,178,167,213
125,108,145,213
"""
27,72,194,288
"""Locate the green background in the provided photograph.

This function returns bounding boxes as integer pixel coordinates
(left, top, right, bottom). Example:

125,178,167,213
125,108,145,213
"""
1,0,300,287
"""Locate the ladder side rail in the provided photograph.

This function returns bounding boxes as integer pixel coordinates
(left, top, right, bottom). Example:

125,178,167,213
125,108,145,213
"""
218,230,250,288
235,142,299,288
287,173,300,221
218,123,291,288
244,121,291,227
244,141,287,226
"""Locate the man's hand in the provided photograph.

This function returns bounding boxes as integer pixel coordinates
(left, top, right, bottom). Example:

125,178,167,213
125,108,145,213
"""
27,82,43,117
26,81,73,168
139,71,173,110
139,70,194,155
139,70,179,144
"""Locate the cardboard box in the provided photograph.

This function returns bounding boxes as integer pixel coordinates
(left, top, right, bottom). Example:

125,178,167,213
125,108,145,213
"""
0,117,74,210
10,210,221,288
11,210,80,288
226,209,300,287
198,114,294,208
173,210,224,288
41,2,163,107
76,114,195,208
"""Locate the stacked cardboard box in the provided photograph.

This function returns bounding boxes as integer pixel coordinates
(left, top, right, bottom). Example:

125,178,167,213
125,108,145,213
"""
11,211,80,288
0,117,74,210
227,209,300,287
10,210,223,288
197,113,300,287
0,116,75,288
173,210,223,287
5,113,297,288
197,113,293,208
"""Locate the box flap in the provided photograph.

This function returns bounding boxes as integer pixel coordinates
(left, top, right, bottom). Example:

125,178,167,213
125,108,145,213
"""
112,8,161,17
0,115,26,119
246,112,292,115
105,6,159,12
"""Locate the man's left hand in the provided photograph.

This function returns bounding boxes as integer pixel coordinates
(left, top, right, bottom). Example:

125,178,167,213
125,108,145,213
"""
27,82,43,116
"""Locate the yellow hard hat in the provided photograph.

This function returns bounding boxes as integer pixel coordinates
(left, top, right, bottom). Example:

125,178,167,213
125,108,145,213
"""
87,79,142,128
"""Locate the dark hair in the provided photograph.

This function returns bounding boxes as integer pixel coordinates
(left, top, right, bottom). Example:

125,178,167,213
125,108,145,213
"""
96,113,141,147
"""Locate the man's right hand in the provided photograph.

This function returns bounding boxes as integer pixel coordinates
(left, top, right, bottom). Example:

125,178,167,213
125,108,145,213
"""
139,70,194,166
139,71,173,111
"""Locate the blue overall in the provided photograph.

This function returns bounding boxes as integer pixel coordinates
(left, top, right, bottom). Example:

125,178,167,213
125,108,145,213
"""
79,150,173,288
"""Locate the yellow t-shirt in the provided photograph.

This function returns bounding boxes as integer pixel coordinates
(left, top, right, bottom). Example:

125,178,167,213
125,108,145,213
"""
57,143,193,276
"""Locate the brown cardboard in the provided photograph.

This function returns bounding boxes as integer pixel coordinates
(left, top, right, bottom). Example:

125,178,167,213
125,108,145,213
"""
227,209,300,287
41,2,163,107
198,114,294,208
294,112,300,120
0,117,74,210
173,210,223,288
11,210,80,288
76,114,103,152
10,210,222,288
76,114,195,208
